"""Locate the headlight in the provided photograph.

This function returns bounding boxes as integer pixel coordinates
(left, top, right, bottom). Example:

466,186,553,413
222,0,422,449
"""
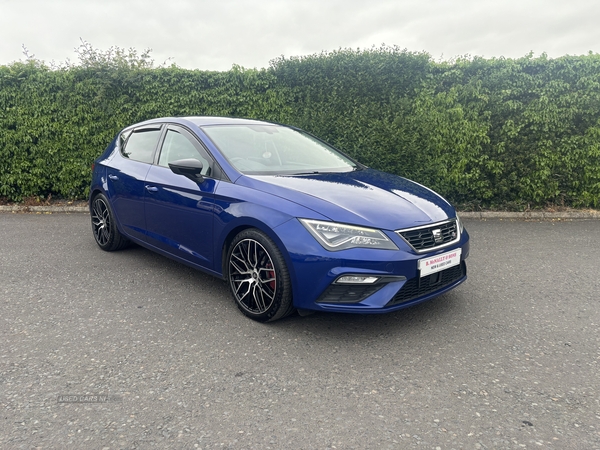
299,219,398,251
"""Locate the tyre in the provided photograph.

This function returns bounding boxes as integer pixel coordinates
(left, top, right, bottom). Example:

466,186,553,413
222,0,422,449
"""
90,193,130,251
226,229,294,322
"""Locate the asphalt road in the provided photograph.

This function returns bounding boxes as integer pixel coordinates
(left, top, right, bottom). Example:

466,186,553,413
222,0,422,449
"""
1,213,599,449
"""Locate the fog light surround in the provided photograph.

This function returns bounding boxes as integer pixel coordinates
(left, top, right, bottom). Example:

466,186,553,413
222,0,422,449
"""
318,274,407,304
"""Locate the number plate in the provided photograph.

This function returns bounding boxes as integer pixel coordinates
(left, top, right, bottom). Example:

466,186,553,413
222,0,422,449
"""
418,248,462,277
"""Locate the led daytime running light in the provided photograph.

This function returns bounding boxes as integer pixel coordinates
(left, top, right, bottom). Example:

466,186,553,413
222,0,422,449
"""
299,219,398,251
336,276,380,284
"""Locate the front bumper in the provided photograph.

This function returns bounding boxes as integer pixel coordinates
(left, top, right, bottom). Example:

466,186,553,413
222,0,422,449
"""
274,218,470,314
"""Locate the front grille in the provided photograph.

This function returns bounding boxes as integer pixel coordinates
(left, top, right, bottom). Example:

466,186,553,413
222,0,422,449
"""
386,262,466,306
317,284,384,304
396,220,458,251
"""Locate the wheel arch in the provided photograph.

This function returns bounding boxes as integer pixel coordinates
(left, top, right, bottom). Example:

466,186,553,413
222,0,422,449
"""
89,187,104,207
218,217,298,292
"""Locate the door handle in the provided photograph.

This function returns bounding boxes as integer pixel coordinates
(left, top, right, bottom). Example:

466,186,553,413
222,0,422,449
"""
108,174,119,181
145,185,159,192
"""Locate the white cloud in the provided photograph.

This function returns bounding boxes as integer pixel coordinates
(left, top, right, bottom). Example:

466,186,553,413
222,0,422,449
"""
1,0,598,70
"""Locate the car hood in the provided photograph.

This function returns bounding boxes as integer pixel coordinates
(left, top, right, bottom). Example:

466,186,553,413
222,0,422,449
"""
238,168,456,230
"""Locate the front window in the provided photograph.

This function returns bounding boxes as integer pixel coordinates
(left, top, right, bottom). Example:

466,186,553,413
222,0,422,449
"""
158,128,212,176
201,124,358,175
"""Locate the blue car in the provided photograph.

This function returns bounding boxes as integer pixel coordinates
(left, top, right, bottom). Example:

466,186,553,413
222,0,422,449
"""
90,117,469,322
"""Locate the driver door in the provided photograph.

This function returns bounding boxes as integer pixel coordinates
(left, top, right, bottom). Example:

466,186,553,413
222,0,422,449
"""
144,125,218,268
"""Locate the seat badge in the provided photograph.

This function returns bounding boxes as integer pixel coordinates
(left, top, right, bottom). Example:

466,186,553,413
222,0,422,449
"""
432,229,443,244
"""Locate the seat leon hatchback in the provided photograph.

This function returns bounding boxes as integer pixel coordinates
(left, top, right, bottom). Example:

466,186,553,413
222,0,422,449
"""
90,116,469,322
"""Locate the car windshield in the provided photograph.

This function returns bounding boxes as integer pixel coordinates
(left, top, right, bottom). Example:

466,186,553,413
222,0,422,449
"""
201,124,358,175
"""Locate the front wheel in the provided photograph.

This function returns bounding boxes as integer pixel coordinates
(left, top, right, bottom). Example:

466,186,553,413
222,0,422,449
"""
90,193,130,251
226,229,294,322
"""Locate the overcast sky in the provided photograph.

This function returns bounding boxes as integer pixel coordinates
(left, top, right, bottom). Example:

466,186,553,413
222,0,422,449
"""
1,0,599,71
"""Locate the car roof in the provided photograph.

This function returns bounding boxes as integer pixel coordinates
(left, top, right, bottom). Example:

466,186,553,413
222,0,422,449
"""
183,116,274,127
126,116,284,130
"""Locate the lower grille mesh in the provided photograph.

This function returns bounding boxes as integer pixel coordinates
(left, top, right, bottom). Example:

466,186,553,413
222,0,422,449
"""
386,262,466,306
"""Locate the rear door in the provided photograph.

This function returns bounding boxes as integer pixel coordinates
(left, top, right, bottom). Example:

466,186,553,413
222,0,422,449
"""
107,125,162,242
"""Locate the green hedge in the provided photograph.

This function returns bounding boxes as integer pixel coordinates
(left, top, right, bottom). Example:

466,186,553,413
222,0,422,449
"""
1,46,599,208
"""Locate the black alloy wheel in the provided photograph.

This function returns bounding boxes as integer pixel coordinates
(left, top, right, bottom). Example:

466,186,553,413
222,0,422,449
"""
227,229,294,322
90,193,130,251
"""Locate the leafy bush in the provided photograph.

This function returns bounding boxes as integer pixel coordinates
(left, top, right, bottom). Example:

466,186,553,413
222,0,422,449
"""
1,45,599,208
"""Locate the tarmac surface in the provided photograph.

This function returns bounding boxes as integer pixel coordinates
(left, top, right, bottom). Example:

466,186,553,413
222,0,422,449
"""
1,212,599,449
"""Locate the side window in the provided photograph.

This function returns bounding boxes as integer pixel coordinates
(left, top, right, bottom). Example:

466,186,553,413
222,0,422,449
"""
121,127,161,163
158,128,212,176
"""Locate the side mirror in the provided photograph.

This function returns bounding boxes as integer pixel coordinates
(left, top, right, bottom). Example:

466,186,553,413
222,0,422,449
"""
168,158,205,183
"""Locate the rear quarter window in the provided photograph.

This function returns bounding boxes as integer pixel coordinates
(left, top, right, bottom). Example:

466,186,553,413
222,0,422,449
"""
121,127,162,164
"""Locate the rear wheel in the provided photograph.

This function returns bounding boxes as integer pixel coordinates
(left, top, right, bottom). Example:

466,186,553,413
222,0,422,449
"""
227,229,294,322
91,193,130,251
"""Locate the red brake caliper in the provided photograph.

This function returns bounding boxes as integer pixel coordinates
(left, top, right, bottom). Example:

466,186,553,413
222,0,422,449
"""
266,263,276,291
